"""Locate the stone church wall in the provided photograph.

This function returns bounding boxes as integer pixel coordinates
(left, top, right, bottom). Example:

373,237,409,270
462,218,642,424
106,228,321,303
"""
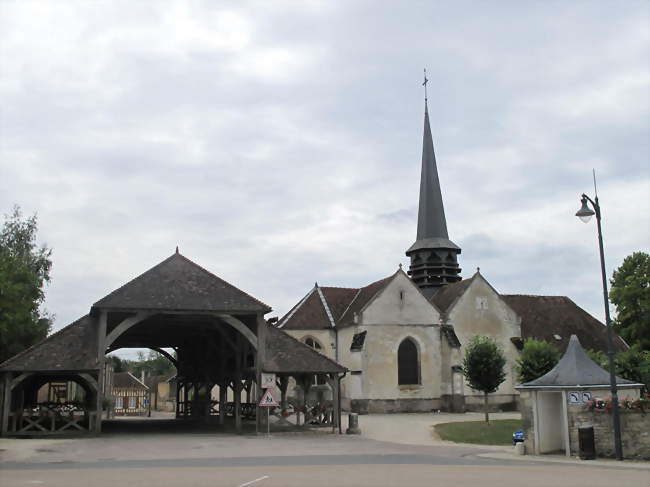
448,274,521,411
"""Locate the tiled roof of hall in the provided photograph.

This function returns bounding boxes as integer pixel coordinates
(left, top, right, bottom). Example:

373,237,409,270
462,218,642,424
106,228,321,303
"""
0,315,99,372
277,274,395,331
264,325,347,374
93,251,271,314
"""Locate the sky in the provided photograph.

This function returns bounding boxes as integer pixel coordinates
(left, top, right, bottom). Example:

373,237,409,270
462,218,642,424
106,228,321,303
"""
1,1,648,359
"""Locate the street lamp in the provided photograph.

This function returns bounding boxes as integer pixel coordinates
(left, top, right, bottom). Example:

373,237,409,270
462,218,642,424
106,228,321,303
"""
575,192,623,461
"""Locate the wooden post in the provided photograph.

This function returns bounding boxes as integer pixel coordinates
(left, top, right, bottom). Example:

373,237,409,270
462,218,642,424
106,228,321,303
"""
332,374,340,433
279,376,288,415
219,383,227,425
95,311,107,434
255,314,266,435
1,373,11,436
234,333,243,434
175,379,181,418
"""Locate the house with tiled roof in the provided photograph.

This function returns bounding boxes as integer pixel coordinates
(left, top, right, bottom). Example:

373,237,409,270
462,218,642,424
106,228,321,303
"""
277,100,627,414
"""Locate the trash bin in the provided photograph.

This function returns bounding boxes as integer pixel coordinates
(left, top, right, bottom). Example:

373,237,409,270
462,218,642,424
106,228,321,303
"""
578,426,595,460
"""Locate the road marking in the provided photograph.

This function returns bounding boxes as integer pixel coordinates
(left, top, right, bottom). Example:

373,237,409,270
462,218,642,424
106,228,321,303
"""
236,475,269,487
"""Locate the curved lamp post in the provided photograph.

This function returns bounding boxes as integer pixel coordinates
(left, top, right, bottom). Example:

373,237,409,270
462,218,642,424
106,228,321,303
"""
576,193,623,461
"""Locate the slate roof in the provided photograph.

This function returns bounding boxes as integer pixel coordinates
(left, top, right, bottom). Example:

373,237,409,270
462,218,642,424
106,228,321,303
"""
337,276,393,327
113,372,149,390
429,277,473,312
519,335,639,389
279,288,332,330
263,325,346,374
501,295,627,353
0,315,99,372
321,287,360,322
278,275,397,331
94,252,271,313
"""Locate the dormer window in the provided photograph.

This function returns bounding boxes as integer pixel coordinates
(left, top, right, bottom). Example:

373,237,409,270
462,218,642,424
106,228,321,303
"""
350,331,367,352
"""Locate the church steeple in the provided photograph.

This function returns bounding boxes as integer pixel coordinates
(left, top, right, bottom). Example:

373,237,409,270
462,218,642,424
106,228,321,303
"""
406,94,461,297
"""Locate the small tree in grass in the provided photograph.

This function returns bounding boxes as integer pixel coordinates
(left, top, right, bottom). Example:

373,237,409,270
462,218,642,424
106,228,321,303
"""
515,339,560,384
463,336,507,424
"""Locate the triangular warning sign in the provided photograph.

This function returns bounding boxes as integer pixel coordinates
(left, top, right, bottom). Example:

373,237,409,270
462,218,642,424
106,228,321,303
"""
258,389,279,407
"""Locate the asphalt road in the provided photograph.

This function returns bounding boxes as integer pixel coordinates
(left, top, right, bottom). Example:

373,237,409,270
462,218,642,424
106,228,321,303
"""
2,460,649,487
1,417,648,487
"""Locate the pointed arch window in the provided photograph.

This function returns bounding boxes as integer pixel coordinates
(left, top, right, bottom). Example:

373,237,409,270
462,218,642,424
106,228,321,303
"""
398,338,420,385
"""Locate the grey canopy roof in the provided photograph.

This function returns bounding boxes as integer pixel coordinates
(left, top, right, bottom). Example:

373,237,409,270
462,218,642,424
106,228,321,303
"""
519,335,639,389
264,325,346,374
0,315,99,372
93,252,271,313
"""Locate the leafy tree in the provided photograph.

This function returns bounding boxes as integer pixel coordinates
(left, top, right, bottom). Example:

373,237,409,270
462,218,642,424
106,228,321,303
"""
462,336,507,423
610,252,649,350
107,355,126,373
0,206,53,363
515,339,560,384
587,346,650,394
125,350,176,379
616,346,650,393
586,348,609,370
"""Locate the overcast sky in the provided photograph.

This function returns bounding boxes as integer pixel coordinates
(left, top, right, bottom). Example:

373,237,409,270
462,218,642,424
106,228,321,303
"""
1,1,648,358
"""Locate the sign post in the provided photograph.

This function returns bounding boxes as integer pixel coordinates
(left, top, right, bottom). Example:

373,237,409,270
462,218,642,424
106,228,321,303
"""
258,389,279,436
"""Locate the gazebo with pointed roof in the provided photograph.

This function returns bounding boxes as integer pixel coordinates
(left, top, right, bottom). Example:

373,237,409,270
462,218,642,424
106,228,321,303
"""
518,335,638,390
516,335,642,457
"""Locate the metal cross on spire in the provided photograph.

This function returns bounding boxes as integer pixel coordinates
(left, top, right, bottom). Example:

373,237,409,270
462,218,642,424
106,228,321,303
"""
422,68,429,102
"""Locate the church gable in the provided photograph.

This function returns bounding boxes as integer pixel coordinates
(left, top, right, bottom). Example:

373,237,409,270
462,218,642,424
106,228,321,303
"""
447,272,520,340
277,288,331,330
360,270,441,325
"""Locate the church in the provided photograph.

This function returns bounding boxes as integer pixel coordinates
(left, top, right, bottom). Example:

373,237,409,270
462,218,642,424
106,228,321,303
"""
276,100,627,414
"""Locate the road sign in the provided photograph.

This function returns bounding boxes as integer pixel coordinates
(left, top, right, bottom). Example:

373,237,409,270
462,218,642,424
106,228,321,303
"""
569,391,593,404
261,372,276,389
258,389,279,407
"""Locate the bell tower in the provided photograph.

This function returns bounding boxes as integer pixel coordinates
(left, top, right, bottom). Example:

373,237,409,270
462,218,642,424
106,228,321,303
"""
406,82,461,297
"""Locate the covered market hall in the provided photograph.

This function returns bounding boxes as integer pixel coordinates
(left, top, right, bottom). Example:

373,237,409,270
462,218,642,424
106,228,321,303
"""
0,251,346,437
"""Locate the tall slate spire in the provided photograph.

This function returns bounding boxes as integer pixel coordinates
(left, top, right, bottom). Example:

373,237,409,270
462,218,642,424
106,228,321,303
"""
417,103,449,240
406,99,461,296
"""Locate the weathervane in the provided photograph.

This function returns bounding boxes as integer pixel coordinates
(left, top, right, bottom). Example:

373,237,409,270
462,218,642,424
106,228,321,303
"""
422,68,429,102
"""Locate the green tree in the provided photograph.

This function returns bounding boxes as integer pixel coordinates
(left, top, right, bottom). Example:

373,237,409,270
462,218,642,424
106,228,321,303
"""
515,339,561,384
585,348,608,370
0,206,53,363
587,346,650,394
128,350,175,379
610,252,649,350
616,346,650,394
462,336,507,424
107,355,126,373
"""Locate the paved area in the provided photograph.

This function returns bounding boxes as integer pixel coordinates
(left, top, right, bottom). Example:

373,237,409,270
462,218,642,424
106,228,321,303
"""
358,411,520,449
1,413,648,487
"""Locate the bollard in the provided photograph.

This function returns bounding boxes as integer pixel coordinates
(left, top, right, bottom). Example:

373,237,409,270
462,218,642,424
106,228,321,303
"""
514,442,525,455
346,413,361,435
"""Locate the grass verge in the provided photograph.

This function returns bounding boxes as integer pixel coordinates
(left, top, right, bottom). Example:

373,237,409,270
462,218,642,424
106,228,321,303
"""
434,419,522,446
